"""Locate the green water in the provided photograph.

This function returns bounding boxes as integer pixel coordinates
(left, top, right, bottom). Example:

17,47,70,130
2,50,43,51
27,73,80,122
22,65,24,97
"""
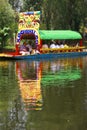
0,57,87,130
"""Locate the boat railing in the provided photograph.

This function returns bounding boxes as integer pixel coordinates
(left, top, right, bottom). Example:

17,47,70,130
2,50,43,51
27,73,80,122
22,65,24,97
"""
40,46,85,53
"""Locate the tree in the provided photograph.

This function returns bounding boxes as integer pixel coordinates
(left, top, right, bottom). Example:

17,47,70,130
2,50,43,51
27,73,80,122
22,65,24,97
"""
64,0,87,31
0,0,15,28
41,0,87,31
0,0,17,47
23,0,43,11
8,0,23,12
0,27,10,48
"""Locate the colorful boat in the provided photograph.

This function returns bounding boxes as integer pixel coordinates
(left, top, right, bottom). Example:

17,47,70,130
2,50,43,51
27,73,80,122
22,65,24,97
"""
0,11,87,60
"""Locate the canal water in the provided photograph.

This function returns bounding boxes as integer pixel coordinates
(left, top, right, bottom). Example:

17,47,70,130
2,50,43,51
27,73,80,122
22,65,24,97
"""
0,56,87,130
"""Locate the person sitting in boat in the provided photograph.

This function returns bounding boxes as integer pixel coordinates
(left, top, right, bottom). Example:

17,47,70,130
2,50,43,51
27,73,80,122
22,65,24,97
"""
55,40,60,48
60,42,64,48
19,42,30,55
50,40,56,48
42,44,48,49
64,43,69,48
31,48,40,55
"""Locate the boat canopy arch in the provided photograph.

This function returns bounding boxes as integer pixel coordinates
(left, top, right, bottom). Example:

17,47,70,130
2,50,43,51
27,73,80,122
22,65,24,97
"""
17,29,40,45
39,30,82,40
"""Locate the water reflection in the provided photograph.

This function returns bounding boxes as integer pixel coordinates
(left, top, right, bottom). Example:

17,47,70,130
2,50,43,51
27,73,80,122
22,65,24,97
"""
15,57,83,112
41,58,83,87
0,57,87,130
16,61,43,111
0,61,20,130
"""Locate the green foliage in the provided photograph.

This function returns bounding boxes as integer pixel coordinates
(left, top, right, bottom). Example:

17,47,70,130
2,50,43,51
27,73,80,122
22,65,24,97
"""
41,0,87,31
0,0,15,29
0,0,18,48
0,27,10,47
23,0,43,11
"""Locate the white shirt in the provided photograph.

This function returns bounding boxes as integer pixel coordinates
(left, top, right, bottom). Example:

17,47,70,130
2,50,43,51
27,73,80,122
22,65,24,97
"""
56,45,60,48
60,44,64,48
50,43,56,48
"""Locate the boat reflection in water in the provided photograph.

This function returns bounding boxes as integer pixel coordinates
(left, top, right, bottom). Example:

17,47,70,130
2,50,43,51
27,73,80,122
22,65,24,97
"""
16,57,83,111
16,61,43,111
41,57,83,87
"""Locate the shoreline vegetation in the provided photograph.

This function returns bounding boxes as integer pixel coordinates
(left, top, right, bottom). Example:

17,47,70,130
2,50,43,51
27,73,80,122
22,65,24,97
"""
0,45,15,53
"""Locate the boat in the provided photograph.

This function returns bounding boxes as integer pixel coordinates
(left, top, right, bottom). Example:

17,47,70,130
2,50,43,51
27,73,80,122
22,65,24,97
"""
0,50,87,60
0,11,87,60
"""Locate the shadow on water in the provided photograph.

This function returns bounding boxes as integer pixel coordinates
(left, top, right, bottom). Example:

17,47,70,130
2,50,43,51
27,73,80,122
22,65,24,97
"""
0,57,87,130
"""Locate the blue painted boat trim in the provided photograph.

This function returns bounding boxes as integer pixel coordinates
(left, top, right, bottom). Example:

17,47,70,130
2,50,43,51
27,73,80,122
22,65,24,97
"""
2,51,87,60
